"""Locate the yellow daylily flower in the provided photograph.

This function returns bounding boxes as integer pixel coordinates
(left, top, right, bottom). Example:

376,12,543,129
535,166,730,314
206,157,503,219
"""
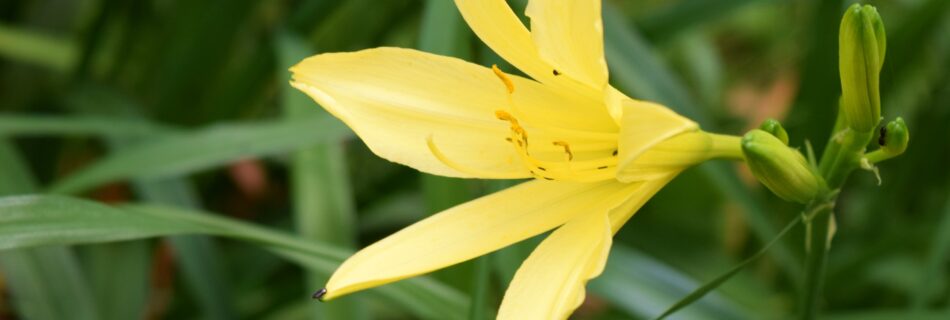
290,0,743,318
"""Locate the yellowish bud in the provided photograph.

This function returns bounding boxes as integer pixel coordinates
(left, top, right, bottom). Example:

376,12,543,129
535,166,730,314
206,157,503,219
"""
839,4,886,132
743,130,825,204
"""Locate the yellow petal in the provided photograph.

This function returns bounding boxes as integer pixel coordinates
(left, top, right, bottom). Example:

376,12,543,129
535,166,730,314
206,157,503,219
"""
454,0,602,102
497,211,612,320
526,0,608,90
615,99,697,182
291,47,603,178
321,179,642,300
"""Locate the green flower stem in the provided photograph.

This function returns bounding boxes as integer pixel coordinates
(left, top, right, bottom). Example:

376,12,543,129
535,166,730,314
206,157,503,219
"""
862,149,892,164
818,128,874,188
707,133,744,161
799,193,837,320
802,119,875,319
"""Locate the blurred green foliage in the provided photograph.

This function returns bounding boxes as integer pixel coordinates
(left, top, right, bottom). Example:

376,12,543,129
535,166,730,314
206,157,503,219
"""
0,0,948,319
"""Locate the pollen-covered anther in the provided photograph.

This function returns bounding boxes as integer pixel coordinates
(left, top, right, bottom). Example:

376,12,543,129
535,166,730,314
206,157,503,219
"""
491,64,515,94
552,141,574,161
495,110,529,149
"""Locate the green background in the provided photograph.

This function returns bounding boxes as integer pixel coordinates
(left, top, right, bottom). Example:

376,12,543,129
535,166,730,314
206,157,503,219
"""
0,0,948,319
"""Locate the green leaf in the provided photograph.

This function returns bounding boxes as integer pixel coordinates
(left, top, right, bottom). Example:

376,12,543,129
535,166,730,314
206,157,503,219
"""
47,116,352,194
0,140,100,320
66,86,237,320
0,195,469,319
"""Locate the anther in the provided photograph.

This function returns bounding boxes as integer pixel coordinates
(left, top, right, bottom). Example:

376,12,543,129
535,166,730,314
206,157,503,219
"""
312,288,328,301
495,110,515,122
492,64,515,94
553,141,574,161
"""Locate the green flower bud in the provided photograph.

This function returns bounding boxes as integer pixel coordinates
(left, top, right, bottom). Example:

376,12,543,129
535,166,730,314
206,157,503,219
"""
758,119,789,145
743,130,825,204
879,117,908,156
839,4,886,132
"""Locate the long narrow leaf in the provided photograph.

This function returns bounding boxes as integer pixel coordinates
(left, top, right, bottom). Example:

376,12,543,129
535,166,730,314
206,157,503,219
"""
48,116,352,194
0,195,469,319
0,140,100,320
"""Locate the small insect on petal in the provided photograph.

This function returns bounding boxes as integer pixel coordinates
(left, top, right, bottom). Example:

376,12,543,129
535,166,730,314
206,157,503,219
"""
312,288,328,301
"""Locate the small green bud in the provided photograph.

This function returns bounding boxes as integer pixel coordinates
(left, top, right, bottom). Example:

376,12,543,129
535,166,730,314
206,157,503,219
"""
839,4,886,132
743,130,825,204
758,119,789,145
878,117,908,156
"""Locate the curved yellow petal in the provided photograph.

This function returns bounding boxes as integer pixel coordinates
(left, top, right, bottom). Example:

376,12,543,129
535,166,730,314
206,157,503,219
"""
291,47,602,178
497,211,612,320
615,99,697,182
454,0,602,102
321,179,642,300
526,0,608,90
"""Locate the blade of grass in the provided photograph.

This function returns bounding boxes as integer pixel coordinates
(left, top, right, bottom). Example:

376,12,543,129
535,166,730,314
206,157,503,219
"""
603,4,800,279
0,24,78,72
46,116,352,194
0,195,470,320
0,140,100,320
66,87,238,320
278,31,363,320
80,241,149,320
654,215,802,320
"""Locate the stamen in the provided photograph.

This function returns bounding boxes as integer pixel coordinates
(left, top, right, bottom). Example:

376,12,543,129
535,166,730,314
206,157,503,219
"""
492,64,515,94
552,141,574,161
496,110,529,150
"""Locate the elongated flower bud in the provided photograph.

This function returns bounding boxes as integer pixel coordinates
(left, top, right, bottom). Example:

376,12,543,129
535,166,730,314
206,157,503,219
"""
839,4,886,132
879,117,908,156
743,130,824,204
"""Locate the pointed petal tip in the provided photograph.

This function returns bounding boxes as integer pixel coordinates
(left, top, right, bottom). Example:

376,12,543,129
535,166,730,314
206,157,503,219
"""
311,288,328,301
